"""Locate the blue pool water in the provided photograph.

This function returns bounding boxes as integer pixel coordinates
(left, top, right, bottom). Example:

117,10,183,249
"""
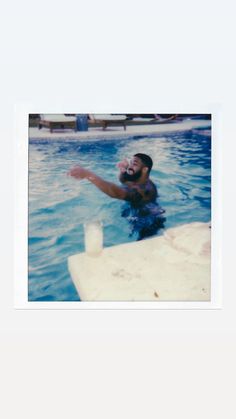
28,129,211,301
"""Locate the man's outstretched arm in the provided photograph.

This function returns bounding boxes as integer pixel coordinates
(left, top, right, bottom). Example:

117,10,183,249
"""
69,166,127,200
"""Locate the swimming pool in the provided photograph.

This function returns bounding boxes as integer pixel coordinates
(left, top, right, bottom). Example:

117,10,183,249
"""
28,129,211,301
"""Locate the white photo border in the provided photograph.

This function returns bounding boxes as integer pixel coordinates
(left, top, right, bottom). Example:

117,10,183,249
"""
14,103,222,309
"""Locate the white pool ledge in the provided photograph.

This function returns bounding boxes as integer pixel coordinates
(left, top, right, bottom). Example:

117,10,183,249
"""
68,222,211,302
30,120,211,141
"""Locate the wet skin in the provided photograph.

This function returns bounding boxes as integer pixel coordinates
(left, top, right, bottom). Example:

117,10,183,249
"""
118,157,158,206
69,155,165,239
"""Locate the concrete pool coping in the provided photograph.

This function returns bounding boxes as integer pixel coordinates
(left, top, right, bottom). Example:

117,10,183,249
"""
29,119,211,141
68,222,211,302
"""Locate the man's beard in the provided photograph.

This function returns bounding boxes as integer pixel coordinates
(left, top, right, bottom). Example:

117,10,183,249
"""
123,169,142,182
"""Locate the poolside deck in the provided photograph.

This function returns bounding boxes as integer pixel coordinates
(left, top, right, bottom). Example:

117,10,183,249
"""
29,119,211,141
68,222,211,302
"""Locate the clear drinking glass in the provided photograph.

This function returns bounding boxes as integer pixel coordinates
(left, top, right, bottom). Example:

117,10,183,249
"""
83,221,103,256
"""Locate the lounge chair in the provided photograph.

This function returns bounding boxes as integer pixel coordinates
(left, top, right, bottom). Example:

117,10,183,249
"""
126,114,179,124
39,114,77,132
89,114,127,131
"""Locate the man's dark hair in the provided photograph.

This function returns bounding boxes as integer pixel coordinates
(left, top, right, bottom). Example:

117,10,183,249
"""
134,153,153,173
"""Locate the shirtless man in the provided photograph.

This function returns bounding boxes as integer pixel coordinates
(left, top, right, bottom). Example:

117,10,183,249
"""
69,153,165,239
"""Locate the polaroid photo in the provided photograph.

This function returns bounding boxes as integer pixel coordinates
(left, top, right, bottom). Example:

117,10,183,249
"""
14,107,222,309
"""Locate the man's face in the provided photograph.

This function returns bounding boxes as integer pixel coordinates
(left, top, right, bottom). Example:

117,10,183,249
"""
125,156,145,181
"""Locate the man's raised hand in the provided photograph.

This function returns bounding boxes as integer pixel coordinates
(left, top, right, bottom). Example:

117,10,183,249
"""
117,159,129,173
